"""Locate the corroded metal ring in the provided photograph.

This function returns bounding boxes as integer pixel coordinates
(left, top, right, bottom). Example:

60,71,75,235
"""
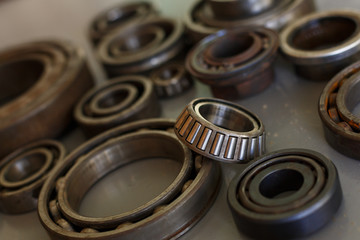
74,75,161,137
38,119,221,239
184,0,315,44
97,17,184,76
280,10,360,81
186,27,278,100
150,62,193,98
0,140,65,214
319,61,360,159
88,2,156,45
0,40,94,158
228,149,342,239
174,98,265,163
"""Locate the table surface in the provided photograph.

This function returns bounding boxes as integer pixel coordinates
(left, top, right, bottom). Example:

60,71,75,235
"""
1,0,360,239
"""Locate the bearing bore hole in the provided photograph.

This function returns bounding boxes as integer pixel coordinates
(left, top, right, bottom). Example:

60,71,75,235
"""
259,169,304,199
0,59,44,107
97,88,130,109
4,152,46,182
344,80,360,118
160,67,178,80
106,8,137,26
120,31,158,52
291,16,357,51
198,103,254,132
211,34,254,59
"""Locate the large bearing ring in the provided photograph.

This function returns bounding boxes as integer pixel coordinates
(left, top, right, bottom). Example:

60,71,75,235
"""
0,140,65,214
280,10,360,81
228,149,342,239
74,75,161,137
0,40,94,158
97,17,184,76
174,98,265,163
38,119,221,239
89,2,156,45
184,0,315,44
186,27,278,100
319,61,360,159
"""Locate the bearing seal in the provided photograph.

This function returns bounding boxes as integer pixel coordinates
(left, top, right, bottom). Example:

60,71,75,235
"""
174,98,265,163
228,149,342,239
280,10,360,81
0,140,65,214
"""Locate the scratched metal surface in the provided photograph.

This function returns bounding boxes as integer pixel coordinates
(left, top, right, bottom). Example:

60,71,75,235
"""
0,0,359,239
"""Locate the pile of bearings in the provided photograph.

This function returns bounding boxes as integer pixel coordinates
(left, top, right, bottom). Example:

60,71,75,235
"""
3,0,360,239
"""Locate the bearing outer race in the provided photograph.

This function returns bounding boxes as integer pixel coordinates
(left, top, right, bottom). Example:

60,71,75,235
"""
227,149,342,239
88,2,156,45
0,140,65,214
38,118,221,240
319,61,360,159
97,17,184,76
174,98,265,163
0,40,94,158
280,10,360,81
74,75,161,137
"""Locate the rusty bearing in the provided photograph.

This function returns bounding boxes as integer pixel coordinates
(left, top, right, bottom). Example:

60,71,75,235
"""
97,17,184,77
280,10,360,81
186,27,278,100
150,62,193,98
38,119,221,240
319,61,360,159
0,40,94,159
0,140,65,214
74,75,161,137
184,0,315,44
89,2,157,45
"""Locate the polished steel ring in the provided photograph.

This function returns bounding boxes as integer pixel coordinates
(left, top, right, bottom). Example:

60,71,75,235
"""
186,27,278,100
74,75,161,137
228,149,342,239
97,17,184,77
89,2,157,45
150,62,193,98
0,40,94,158
174,98,265,163
280,10,360,81
38,119,221,240
319,61,360,159
0,140,65,214
184,0,315,44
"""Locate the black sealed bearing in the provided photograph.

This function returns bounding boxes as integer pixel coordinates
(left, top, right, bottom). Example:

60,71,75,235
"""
227,149,342,239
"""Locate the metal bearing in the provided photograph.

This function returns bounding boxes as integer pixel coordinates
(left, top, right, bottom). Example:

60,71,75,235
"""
0,140,65,214
150,62,193,98
174,98,265,163
184,0,315,44
319,61,360,159
280,10,360,81
97,17,184,77
74,75,161,137
0,40,94,158
186,27,278,100
89,2,156,45
228,149,342,239
38,119,221,240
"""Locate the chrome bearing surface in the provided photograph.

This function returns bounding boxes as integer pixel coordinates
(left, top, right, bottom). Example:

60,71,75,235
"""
319,61,360,159
184,0,315,44
38,119,221,240
150,62,193,98
280,10,360,81
186,27,278,100
228,149,342,239
74,75,161,137
174,98,265,163
97,17,184,76
89,2,156,45
0,140,65,214
0,40,94,158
